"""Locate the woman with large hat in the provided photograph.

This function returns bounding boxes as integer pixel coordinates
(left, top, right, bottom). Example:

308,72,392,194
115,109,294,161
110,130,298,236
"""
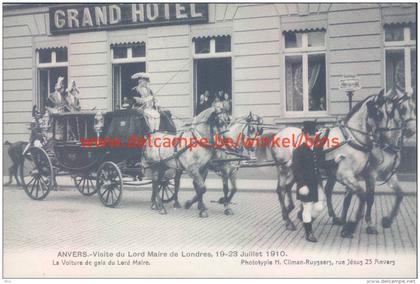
131,72,160,133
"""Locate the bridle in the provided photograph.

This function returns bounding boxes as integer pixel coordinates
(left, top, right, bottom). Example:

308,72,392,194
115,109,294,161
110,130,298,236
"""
374,93,416,152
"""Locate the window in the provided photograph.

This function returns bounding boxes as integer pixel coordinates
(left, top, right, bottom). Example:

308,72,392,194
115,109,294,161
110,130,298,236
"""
193,36,231,57
111,43,146,110
284,31,326,113
384,24,416,94
192,36,232,115
36,48,68,113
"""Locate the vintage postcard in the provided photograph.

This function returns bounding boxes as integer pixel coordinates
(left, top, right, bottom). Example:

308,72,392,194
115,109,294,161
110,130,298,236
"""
2,2,417,279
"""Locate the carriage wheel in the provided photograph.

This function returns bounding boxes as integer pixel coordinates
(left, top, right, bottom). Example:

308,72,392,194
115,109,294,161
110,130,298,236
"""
19,146,54,200
96,162,123,207
74,173,97,196
159,179,176,204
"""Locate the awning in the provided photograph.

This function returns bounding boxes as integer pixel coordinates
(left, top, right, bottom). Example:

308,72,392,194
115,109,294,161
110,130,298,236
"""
281,14,327,33
191,25,231,39
34,37,68,50
282,20,327,33
383,14,416,26
110,41,145,48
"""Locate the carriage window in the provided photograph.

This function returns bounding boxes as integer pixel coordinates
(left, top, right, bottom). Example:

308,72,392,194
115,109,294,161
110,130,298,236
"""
36,48,68,113
284,31,326,113
111,43,147,110
384,25,416,94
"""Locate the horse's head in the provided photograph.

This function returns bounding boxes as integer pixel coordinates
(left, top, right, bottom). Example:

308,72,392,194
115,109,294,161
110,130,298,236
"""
391,88,416,138
245,111,264,137
366,89,389,135
209,102,231,137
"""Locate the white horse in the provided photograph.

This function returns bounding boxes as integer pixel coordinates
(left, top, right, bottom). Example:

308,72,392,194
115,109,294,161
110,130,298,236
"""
326,89,416,234
256,90,392,237
168,112,264,215
144,105,230,217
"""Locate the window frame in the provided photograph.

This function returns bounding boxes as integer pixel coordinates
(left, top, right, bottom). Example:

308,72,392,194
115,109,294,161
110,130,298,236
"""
36,48,69,110
111,44,147,110
283,31,328,116
111,46,146,64
192,36,233,116
192,37,231,59
384,25,416,93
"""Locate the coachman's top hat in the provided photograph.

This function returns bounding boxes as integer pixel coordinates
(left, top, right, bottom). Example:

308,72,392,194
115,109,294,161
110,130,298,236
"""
302,120,317,135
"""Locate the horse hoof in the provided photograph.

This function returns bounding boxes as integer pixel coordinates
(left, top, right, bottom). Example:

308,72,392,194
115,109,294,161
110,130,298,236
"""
332,217,344,226
184,201,193,210
287,204,295,213
173,201,182,209
366,226,378,235
199,210,209,218
159,208,167,215
151,203,158,211
286,222,297,231
341,229,353,239
224,208,234,216
381,217,392,228
218,197,226,204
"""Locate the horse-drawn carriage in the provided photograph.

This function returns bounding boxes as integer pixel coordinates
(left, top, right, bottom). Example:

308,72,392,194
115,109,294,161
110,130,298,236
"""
20,109,179,207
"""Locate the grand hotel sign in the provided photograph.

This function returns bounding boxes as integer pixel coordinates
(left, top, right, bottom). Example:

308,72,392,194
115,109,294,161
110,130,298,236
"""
49,3,209,34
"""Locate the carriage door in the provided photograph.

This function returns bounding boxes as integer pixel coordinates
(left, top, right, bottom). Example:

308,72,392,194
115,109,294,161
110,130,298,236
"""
193,36,231,115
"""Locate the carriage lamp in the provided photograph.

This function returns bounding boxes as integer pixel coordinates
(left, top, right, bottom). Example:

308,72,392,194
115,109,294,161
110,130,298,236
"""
94,111,104,138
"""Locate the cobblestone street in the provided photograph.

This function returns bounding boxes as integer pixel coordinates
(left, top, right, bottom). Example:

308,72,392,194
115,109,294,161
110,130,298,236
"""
4,182,416,254
3,181,417,278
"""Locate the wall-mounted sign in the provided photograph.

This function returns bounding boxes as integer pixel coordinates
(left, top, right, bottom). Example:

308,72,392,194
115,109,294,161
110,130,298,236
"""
49,3,208,34
338,74,361,92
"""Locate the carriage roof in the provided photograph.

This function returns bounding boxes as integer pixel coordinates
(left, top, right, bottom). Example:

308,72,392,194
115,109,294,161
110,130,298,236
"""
50,108,176,142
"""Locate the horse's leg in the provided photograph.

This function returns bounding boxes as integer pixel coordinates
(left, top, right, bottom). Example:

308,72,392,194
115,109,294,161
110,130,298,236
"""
196,168,209,215
218,167,228,205
150,180,159,210
224,170,237,215
184,168,208,218
275,169,296,231
340,188,353,225
365,174,378,234
325,173,342,225
286,182,295,213
173,170,182,209
382,175,403,228
340,177,366,239
154,172,167,215
221,174,231,214
15,163,22,186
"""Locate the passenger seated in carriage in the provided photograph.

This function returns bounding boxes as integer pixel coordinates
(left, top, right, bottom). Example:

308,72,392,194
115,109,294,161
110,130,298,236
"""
45,76,68,140
65,80,81,112
130,72,161,133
